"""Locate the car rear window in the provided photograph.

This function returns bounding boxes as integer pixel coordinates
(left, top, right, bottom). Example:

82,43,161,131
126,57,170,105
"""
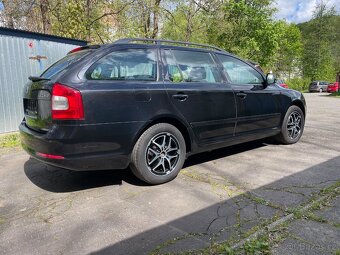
41,50,89,79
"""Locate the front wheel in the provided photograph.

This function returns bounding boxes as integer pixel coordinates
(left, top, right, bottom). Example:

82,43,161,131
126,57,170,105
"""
275,105,305,144
130,123,186,185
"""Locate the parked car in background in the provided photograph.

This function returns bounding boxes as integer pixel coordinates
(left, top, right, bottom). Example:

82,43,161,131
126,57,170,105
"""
327,82,339,93
309,81,330,92
20,38,306,185
276,79,288,89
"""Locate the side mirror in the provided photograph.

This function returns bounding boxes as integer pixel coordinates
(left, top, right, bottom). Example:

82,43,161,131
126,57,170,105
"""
266,73,276,85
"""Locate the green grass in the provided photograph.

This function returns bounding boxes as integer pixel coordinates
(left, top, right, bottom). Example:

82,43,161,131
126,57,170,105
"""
328,92,340,98
0,132,21,149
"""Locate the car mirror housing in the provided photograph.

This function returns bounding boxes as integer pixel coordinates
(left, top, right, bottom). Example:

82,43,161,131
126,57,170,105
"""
266,73,276,86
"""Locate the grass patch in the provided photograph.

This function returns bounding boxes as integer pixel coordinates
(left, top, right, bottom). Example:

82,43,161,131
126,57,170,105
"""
328,92,340,98
0,132,21,152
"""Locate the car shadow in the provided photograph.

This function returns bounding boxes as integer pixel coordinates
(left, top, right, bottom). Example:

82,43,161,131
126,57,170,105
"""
24,140,269,193
184,139,268,168
24,159,147,192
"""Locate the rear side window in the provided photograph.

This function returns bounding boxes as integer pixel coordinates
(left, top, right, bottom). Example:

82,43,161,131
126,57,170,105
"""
41,51,89,79
87,49,157,81
217,54,263,85
163,49,221,83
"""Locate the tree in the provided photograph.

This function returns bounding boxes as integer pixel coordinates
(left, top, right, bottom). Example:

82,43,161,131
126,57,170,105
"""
300,1,336,81
206,0,280,66
273,21,303,79
162,0,211,43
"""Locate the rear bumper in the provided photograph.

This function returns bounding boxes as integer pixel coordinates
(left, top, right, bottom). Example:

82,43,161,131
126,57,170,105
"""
19,120,145,171
327,88,337,93
309,87,320,92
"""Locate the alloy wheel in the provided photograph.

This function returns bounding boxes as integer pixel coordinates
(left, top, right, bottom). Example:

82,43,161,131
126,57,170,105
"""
287,111,302,140
146,132,180,175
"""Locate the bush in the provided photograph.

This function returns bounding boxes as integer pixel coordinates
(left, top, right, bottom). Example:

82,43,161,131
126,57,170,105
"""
286,78,311,92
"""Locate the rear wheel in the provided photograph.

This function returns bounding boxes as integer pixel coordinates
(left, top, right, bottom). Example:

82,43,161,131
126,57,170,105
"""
130,123,186,184
275,105,305,144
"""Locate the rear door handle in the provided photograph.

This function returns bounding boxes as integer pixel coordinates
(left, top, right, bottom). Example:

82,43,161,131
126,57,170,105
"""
172,94,188,101
236,92,247,99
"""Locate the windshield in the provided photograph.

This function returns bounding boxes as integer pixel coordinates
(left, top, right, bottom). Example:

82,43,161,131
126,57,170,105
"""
41,50,89,79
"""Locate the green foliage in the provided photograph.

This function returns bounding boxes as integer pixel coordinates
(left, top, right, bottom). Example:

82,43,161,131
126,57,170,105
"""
243,237,270,254
328,92,340,98
298,2,337,81
207,0,279,66
162,2,209,43
224,245,235,254
0,133,21,149
51,0,102,42
286,78,311,92
273,21,303,78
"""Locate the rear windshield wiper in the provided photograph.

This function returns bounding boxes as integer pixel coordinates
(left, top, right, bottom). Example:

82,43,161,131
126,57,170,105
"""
28,76,51,82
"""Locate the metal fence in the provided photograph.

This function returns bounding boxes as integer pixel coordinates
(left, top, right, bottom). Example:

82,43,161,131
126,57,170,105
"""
0,29,86,133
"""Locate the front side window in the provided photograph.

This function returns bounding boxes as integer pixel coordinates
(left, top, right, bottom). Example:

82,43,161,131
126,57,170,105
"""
87,49,157,81
217,55,264,85
163,49,221,83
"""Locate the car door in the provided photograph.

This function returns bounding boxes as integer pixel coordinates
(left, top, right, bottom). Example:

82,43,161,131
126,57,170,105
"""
84,46,169,126
161,48,236,145
216,54,281,136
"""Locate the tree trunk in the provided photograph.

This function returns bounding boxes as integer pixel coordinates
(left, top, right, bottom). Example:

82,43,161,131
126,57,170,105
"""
185,2,194,41
2,0,15,28
40,0,51,34
151,0,161,39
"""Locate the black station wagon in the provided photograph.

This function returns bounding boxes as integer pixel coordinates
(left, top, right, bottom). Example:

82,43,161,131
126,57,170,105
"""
20,38,306,184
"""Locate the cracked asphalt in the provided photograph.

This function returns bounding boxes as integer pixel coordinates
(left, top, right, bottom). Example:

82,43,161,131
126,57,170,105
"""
0,93,339,255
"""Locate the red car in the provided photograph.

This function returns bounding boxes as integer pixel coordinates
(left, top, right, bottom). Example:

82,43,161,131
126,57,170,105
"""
327,82,339,93
276,79,289,89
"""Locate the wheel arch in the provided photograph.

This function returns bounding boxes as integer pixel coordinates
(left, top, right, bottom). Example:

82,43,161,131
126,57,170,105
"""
134,115,193,153
291,100,306,117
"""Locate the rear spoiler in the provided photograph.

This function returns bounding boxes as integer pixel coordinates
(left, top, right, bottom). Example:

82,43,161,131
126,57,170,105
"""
67,45,101,55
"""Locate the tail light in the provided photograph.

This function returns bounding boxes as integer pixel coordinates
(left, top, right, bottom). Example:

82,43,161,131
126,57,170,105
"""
36,152,64,159
52,83,84,120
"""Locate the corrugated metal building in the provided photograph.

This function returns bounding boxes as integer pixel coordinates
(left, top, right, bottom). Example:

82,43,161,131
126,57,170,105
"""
0,27,87,133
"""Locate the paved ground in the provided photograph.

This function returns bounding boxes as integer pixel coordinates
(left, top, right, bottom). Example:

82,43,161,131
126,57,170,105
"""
0,93,339,255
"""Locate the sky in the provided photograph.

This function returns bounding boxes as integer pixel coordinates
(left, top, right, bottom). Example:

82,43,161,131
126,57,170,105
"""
274,0,340,23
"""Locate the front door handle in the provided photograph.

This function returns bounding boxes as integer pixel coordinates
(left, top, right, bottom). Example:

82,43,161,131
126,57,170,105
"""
172,94,188,101
236,92,247,99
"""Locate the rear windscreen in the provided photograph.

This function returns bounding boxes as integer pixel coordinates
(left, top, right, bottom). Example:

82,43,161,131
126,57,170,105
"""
41,50,89,79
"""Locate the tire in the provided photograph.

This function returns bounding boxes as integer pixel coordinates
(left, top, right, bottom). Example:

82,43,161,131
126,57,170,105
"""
275,105,305,145
130,123,186,185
